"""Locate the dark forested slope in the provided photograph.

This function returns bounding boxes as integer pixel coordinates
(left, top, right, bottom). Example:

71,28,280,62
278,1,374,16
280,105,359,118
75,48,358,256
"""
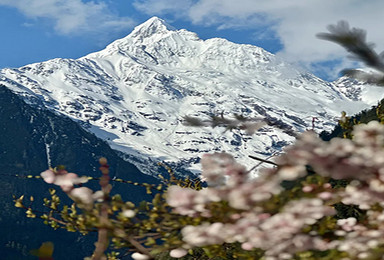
0,85,158,259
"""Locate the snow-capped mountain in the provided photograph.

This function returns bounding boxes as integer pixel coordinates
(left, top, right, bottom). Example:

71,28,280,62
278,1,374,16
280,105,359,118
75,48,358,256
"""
334,75,384,106
0,17,373,174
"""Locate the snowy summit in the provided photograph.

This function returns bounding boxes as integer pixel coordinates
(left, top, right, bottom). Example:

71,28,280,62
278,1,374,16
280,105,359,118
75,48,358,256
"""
0,17,375,174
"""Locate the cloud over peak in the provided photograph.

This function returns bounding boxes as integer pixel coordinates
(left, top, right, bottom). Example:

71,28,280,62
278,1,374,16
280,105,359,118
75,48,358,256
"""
134,0,384,80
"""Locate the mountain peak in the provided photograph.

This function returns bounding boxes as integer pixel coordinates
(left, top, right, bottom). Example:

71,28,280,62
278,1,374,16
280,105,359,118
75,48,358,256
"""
130,17,176,38
0,16,373,175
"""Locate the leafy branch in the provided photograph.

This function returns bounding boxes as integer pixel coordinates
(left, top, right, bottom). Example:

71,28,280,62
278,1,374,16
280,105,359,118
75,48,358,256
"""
317,20,384,85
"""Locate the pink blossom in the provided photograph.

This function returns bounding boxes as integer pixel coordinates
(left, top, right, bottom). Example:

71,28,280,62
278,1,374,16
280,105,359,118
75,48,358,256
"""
40,169,88,192
353,121,384,146
302,185,313,193
166,186,220,216
69,187,94,208
201,153,248,186
182,224,225,247
41,170,56,184
317,192,333,200
54,173,86,192
337,217,357,232
278,165,307,180
169,248,188,258
122,209,136,218
131,252,150,260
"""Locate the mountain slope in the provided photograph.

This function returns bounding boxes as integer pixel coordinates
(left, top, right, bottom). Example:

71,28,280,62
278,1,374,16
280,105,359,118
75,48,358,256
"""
0,17,372,172
0,86,157,259
334,75,384,106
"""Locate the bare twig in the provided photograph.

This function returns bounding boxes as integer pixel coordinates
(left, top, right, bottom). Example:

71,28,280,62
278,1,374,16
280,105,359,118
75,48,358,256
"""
127,236,153,259
248,155,278,166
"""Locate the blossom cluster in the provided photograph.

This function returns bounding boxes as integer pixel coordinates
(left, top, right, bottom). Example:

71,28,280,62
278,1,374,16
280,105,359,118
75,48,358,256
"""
40,168,103,210
277,121,384,185
165,121,384,259
179,199,334,259
166,153,335,258
168,153,282,214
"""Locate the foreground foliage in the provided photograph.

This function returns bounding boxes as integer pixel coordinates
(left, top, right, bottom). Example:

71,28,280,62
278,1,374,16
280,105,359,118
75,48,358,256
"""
15,117,384,260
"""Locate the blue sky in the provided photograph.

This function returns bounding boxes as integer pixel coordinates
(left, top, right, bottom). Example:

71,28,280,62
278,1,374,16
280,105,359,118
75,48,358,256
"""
1,0,384,81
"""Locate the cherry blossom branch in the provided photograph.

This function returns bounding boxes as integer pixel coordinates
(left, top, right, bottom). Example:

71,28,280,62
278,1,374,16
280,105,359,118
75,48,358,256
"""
91,158,111,260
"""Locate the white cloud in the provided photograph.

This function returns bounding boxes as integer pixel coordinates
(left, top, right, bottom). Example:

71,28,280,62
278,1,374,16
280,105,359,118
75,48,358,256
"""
134,0,384,80
0,0,135,36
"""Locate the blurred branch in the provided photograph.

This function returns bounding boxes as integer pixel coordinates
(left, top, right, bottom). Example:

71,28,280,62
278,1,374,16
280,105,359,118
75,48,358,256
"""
317,20,384,85
184,113,297,137
342,69,384,86
92,158,111,260
183,114,265,135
